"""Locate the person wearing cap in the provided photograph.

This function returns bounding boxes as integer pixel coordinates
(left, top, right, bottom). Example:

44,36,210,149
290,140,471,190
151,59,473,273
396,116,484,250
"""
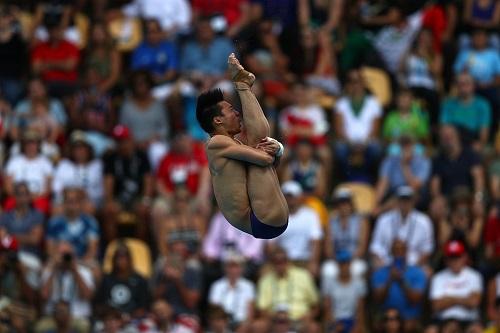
102,124,154,241
428,240,483,331
3,129,54,214
268,181,323,277
322,250,366,333
323,187,369,281
371,239,427,332
370,185,434,269
208,250,255,332
52,130,103,213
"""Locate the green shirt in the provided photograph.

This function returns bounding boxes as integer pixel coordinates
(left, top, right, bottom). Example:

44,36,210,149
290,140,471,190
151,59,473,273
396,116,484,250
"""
382,104,429,140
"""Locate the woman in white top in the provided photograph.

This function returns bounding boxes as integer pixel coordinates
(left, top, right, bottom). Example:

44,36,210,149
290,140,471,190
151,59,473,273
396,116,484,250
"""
52,131,103,213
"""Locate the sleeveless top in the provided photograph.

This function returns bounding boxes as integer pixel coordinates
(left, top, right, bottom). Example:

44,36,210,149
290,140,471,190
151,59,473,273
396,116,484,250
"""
290,160,320,194
472,0,496,21
329,214,362,255
406,54,436,90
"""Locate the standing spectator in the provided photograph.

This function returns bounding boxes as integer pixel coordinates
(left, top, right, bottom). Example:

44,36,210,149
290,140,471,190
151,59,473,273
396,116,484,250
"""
94,243,151,319
429,240,483,332
0,182,44,259
370,186,434,269
253,247,320,333
102,124,153,241
430,125,485,199
269,181,323,277
3,130,54,215
46,187,100,268
440,73,492,150
334,69,383,183
323,188,369,280
372,239,427,333
208,251,255,333
122,0,191,33
31,22,80,98
322,250,366,333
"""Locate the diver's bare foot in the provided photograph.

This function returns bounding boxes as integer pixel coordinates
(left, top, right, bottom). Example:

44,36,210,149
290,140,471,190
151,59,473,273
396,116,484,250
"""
228,53,255,88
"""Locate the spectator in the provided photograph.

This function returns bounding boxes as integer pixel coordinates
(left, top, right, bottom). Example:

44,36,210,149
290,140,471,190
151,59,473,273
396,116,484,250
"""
372,239,427,333
322,250,366,333
206,305,234,333
208,251,255,333
485,297,500,333
323,188,369,280
334,68,382,183
150,299,199,333
40,242,95,321
94,243,151,319
0,182,44,259
122,0,191,33
490,134,500,207
154,132,211,221
463,0,500,35
370,186,434,269
31,21,80,98
102,124,153,241
280,139,327,199
485,206,500,263
3,130,54,215
46,187,100,267
375,135,431,213
380,308,405,333
297,0,344,33
191,0,251,38
487,273,500,322
268,308,298,333
430,125,485,199
253,247,319,333
52,131,103,212
0,6,28,106
35,300,90,333
429,240,483,333
440,73,492,150
268,181,323,277
131,18,178,86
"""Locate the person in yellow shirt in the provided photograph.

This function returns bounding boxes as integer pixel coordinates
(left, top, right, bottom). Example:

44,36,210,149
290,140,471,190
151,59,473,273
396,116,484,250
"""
485,298,500,333
252,247,320,333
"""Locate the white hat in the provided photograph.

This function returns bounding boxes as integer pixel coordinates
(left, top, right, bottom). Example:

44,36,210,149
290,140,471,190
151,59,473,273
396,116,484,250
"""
281,181,303,197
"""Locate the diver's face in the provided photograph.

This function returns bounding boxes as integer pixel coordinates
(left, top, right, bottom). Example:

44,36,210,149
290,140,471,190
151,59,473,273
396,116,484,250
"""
216,101,242,135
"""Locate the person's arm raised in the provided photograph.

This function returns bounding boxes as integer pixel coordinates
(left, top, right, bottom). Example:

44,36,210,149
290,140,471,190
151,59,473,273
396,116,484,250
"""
208,135,274,167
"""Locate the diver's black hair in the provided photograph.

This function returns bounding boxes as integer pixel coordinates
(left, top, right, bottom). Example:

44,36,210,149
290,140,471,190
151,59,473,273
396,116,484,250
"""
196,88,224,134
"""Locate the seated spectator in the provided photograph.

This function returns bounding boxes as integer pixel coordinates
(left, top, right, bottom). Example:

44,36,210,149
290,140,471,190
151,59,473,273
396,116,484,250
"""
379,308,405,333
208,251,255,333
462,0,500,41
46,187,100,267
149,299,199,333
490,133,500,207
429,240,483,333
268,308,299,333
485,297,500,333
382,89,430,144
35,300,89,333
94,243,151,319
102,125,153,241
334,69,383,183
487,273,500,322
399,29,442,120
440,73,492,150
430,125,485,199
40,242,95,321
191,0,251,38
370,186,434,269
372,239,427,333
154,132,211,222
280,139,327,199
155,185,206,258
122,0,191,33
268,181,323,277
253,247,320,333
206,305,234,333
0,182,44,259
322,250,366,333
375,135,431,213
31,21,80,98
131,18,178,86
181,16,234,90
3,130,54,214
52,131,103,213
297,0,344,33
323,188,369,280
485,207,500,264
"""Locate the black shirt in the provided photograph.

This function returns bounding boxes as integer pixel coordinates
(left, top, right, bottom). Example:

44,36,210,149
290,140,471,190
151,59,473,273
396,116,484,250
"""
0,32,28,78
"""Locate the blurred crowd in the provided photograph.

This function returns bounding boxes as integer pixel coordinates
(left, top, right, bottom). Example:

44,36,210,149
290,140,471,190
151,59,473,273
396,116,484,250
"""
0,0,499,332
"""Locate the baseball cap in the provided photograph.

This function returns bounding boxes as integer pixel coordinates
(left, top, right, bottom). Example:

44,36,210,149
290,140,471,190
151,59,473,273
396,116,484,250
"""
444,240,466,257
0,235,19,251
22,129,41,142
69,130,88,145
281,181,303,197
396,186,414,198
223,250,245,264
336,250,352,263
112,125,131,140
334,188,353,201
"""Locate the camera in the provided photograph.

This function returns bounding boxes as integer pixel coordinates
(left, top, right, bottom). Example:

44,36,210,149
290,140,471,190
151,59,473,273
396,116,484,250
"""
62,252,73,263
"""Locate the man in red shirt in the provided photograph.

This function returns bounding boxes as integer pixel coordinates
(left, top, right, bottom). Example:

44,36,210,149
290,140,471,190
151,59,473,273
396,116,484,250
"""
153,133,211,227
485,207,500,262
31,23,80,98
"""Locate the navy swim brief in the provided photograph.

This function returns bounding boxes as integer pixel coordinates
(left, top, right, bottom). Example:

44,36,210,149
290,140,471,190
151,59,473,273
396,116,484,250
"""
249,210,288,239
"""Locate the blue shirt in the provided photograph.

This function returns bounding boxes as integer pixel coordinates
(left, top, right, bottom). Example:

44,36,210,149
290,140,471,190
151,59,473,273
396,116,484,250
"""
181,38,234,76
131,41,179,77
47,214,99,258
372,265,427,319
453,48,500,84
440,96,492,133
0,209,44,256
379,154,431,193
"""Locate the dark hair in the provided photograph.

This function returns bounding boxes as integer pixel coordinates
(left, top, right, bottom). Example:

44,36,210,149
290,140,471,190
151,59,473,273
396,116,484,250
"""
196,89,224,134
129,69,154,92
207,305,229,320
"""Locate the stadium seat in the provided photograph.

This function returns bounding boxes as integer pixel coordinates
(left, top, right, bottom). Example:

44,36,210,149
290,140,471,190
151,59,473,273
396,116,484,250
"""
102,238,153,278
108,17,143,52
305,195,330,228
334,182,376,215
361,67,392,107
